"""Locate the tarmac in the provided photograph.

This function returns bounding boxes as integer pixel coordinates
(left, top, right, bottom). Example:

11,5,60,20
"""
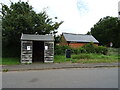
1,62,119,72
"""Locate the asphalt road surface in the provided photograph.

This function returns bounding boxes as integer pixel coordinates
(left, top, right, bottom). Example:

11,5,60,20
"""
2,67,118,88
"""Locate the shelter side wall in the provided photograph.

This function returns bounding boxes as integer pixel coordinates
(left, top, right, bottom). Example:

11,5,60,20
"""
44,42,54,63
21,41,32,63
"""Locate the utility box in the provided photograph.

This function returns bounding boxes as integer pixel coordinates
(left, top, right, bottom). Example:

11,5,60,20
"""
65,49,71,58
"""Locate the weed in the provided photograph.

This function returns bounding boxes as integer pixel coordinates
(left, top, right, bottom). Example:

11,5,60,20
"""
3,69,8,72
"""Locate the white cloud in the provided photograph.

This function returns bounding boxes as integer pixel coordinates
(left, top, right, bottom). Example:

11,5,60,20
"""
1,0,119,34
73,0,119,34
28,0,84,34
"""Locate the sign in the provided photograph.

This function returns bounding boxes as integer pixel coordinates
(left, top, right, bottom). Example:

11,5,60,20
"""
45,46,48,50
110,42,113,47
27,46,30,50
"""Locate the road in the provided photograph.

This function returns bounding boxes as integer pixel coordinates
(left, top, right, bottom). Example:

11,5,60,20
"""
2,67,118,88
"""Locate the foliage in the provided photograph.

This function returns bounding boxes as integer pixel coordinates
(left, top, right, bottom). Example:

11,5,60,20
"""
107,48,119,56
72,43,108,55
54,43,108,55
3,69,8,72
1,53,119,65
82,42,96,53
2,1,63,57
1,58,20,65
54,45,71,55
54,53,118,63
72,54,91,59
54,55,71,63
54,34,61,45
95,46,108,55
1,47,119,65
90,16,120,48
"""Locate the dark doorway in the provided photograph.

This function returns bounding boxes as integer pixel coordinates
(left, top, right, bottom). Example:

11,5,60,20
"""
33,41,44,62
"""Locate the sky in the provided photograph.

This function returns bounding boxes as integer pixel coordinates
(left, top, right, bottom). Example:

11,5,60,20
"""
1,0,120,34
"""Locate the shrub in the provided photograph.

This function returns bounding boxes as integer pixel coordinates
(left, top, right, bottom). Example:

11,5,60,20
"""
79,47,87,53
99,46,108,55
72,47,87,54
54,45,71,55
54,43,108,55
72,48,79,54
3,69,8,72
81,42,108,55
82,42,96,53
95,46,108,55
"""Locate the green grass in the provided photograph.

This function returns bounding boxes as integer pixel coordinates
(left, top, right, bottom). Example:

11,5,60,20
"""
54,53,119,63
54,48,119,63
0,58,2,64
1,58,20,65
1,48,119,65
54,55,72,63
107,48,119,56
1,53,119,65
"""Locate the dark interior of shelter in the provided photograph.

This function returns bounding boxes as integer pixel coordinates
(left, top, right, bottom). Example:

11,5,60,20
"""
33,41,44,63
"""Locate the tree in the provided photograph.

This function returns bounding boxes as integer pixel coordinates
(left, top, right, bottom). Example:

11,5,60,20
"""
54,34,61,45
90,16,120,48
2,1,63,57
86,31,91,35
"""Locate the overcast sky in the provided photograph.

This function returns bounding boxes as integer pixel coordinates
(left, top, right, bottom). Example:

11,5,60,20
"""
1,0,120,34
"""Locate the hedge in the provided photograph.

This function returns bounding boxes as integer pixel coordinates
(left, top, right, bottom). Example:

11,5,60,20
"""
55,43,108,55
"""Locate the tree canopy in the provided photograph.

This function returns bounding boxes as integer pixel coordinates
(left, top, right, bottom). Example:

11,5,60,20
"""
2,1,63,57
89,16,120,48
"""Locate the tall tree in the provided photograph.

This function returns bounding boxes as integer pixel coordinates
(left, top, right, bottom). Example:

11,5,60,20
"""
90,16,120,48
2,1,63,57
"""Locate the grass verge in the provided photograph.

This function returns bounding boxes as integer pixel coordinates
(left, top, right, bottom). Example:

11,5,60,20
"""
1,58,20,65
1,53,119,65
54,53,119,63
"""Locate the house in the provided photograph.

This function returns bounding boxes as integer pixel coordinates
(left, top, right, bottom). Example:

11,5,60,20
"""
21,34,54,64
60,33,99,48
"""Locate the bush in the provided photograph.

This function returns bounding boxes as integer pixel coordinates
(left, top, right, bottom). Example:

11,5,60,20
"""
54,43,108,55
54,45,71,55
82,43,108,55
2,43,21,58
79,47,87,53
80,43,108,55
82,42,96,53
72,48,79,54
95,46,108,55
72,47,87,54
